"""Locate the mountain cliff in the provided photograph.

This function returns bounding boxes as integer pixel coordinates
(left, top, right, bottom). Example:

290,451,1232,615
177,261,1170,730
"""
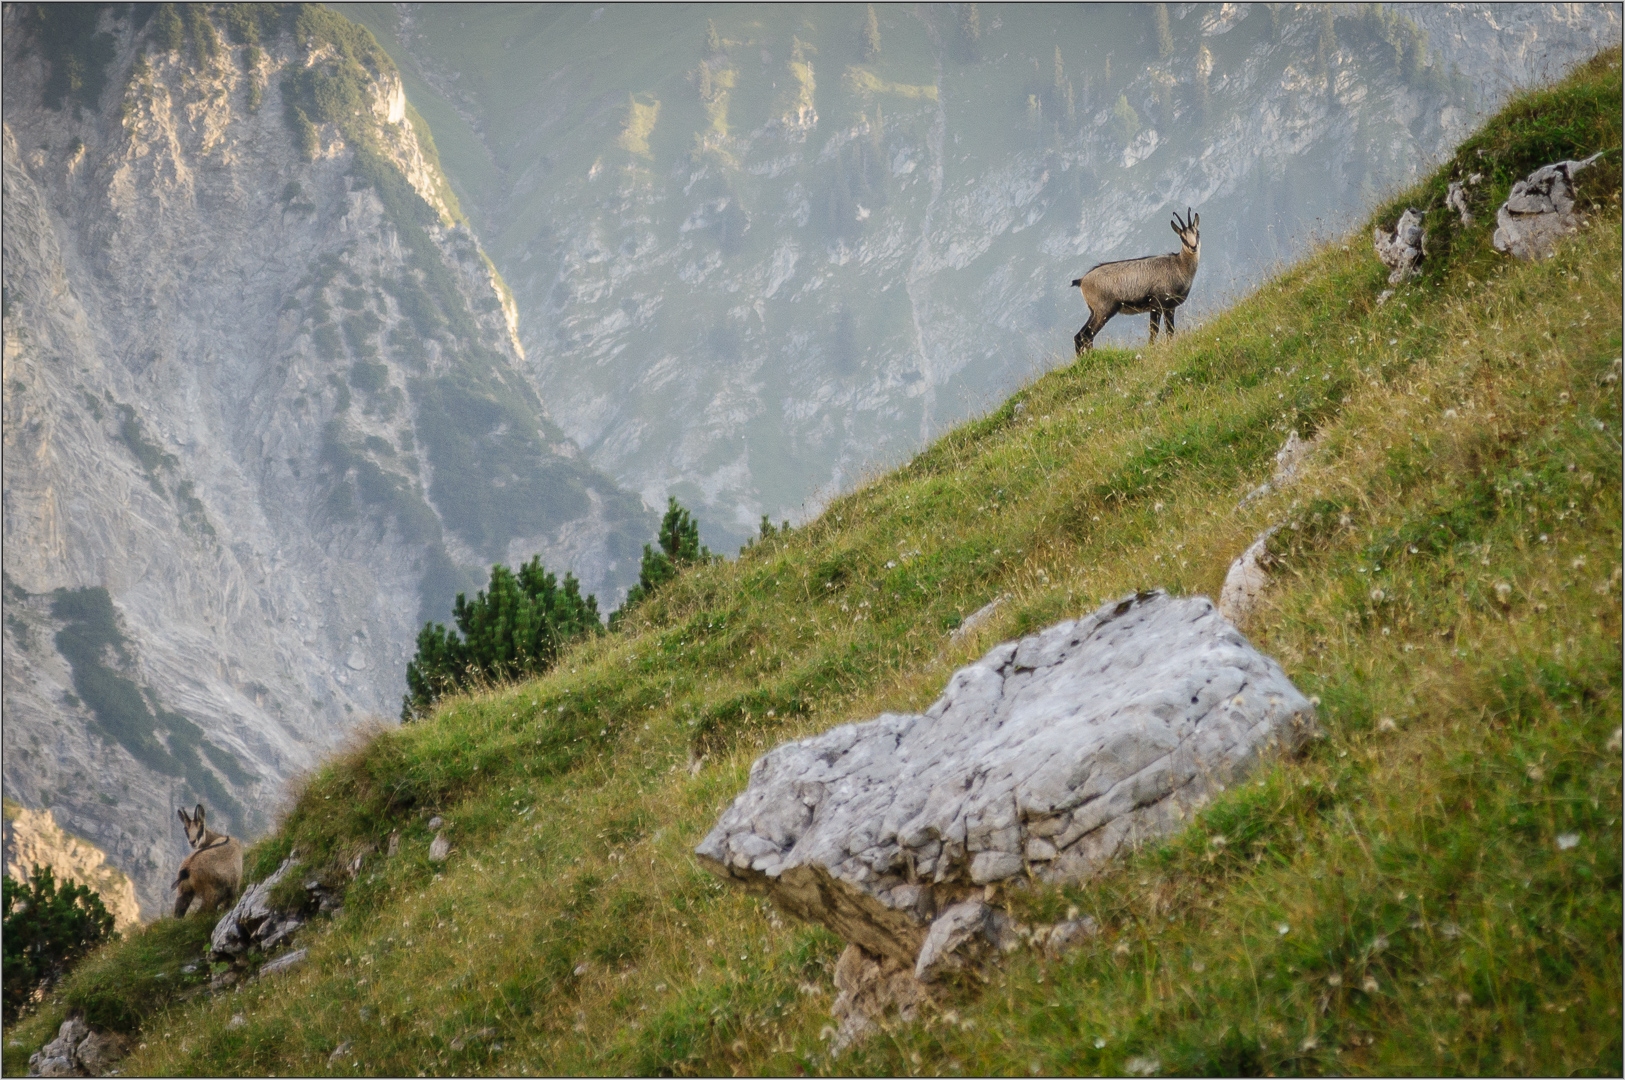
0,3,652,916
344,2,1620,553
3,800,140,934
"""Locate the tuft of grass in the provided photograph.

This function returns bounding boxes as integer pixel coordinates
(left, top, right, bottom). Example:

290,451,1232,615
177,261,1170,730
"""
13,49,1617,1080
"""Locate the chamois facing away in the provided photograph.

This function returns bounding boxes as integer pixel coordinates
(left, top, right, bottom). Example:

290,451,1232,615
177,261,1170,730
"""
172,804,243,917
1071,209,1200,353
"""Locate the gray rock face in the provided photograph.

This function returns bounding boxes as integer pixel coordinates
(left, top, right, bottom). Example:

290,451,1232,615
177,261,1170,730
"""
257,947,308,978
1374,208,1427,283
210,855,302,960
26,1018,126,1078
1446,173,1483,225
0,6,651,917
1492,154,1603,260
351,4,1618,555
696,591,1316,972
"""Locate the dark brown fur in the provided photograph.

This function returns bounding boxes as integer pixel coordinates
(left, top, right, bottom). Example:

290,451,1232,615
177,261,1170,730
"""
1071,209,1201,353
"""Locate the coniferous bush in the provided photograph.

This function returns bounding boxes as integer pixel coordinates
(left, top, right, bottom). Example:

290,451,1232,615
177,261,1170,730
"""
2,865,115,1023
402,558,601,720
611,498,712,625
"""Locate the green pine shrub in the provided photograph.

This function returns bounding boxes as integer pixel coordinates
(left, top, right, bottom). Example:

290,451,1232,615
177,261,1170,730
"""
613,497,713,623
403,559,602,720
2,866,115,1023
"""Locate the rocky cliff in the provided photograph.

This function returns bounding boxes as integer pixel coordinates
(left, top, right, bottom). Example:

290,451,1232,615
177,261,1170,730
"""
3,800,141,933
1,3,652,916
347,2,1619,553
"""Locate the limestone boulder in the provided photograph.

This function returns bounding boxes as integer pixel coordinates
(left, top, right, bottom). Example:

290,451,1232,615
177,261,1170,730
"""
26,1018,127,1077
696,590,1316,976
1373,208,1426,283
1493,153,1603,260
209,855,303,960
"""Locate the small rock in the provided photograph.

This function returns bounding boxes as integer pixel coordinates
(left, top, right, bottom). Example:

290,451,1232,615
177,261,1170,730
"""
1218,527,1277,623
1040,916,1099,957
829,944,928,1053
1373,207,1425,283
386,831,400,857
426,816,444,831
1446,175,1478,225
210,970,240,990
428,833,451,862
227,1014,246,1029
1493,153,1603,260
258,948,308,977
914,899,990,981
950,595,1007,645
1237,430,1312,509
327,1041,352,1062
74,1029,128,1074
29,1018,87,1077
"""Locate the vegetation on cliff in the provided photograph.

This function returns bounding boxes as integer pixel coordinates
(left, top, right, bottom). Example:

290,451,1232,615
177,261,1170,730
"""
4,46,1620,1080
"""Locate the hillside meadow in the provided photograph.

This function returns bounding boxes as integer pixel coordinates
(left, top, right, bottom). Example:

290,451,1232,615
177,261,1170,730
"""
5,49,1621,1079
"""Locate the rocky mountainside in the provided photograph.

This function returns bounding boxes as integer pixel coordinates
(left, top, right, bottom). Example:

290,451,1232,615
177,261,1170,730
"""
1,3,652,917
344,2,1619,553
3,800,141,934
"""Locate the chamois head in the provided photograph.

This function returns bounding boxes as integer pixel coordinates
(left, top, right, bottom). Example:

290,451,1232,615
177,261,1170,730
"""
1171,208,1200,255
178,803,210,849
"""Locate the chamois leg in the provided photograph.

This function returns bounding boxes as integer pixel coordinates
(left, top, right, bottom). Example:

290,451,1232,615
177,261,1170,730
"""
174,888,193,918
1163,307,1176,339
1148,310,1162,344
1074,303,1117,356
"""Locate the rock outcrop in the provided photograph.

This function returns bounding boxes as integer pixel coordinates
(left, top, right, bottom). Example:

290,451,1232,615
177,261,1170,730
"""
1374,208,1427,283
1492,153,1604,260
3,801,140,933
1446,172,1483,225
697,591,1316,985
210,855,303,961
27,1018,127,1078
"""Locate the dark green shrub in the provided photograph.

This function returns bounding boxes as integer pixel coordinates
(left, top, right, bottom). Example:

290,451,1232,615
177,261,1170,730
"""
2,866,115,1022
33,3,117,113
402,558,602,720
150,3,184,54
613,498,712,622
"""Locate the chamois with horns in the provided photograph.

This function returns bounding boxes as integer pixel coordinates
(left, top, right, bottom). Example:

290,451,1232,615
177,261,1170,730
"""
172,803,243,917
1071,209,1200,353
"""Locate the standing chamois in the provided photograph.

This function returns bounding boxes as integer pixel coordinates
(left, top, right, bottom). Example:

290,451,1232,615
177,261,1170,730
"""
172,804,243,917
1071,209,1200,354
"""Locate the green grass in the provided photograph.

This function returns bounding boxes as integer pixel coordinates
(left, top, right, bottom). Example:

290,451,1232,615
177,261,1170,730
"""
7,50,1620,1079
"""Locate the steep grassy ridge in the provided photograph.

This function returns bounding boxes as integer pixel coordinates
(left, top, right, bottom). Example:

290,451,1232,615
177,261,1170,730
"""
6,51,1620,1079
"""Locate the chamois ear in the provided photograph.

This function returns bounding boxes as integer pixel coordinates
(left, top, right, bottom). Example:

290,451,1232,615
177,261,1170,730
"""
195,804,206,827
177,807,190,827
1192,212,1199,230
1170,219,1181,235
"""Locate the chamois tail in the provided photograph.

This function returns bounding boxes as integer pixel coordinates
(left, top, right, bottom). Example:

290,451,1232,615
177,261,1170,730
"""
1070,277,1083,288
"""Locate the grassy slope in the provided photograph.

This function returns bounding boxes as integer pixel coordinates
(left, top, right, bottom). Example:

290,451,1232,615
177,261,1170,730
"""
5,51,1620,1079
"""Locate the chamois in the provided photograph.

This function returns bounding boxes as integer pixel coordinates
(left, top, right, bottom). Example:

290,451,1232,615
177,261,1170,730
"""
1071,209,1200,354
172,804,243,917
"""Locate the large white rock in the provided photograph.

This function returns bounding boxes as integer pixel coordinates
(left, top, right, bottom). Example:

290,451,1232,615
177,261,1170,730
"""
696,591,1317,972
